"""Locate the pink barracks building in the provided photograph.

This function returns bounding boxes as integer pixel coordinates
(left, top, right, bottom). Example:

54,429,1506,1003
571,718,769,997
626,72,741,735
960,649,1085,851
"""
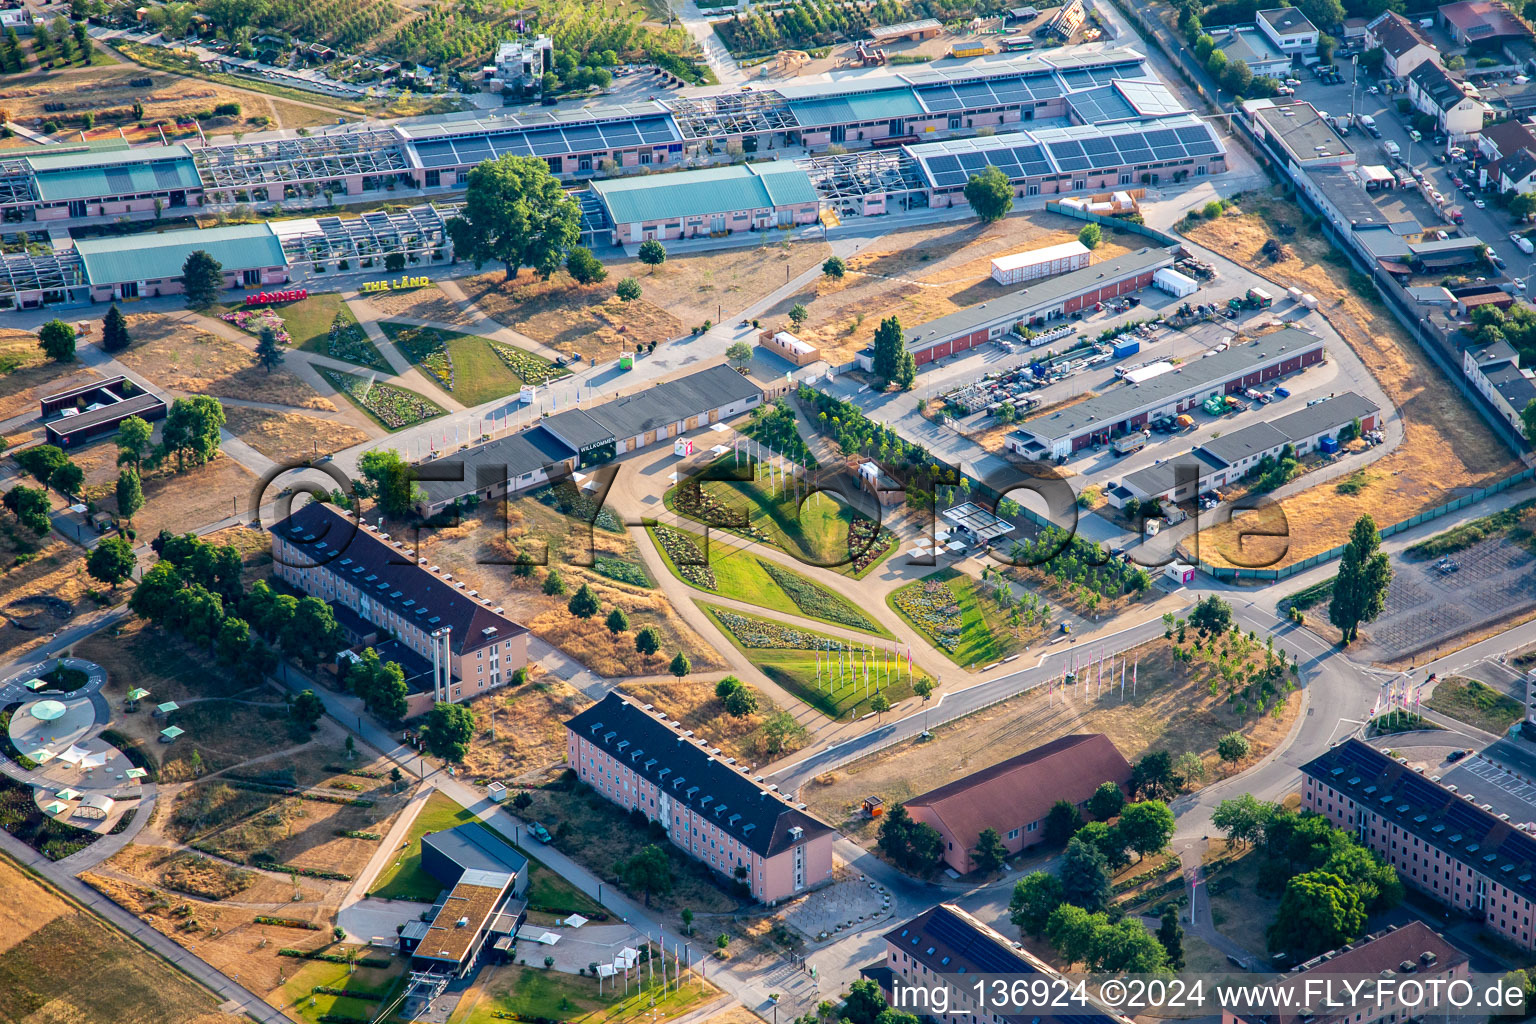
1302,739,1536,950
566,693,835,903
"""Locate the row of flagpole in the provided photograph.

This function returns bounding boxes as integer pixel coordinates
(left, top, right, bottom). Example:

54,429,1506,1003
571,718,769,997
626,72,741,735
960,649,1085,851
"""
813,637,914,695
597,927,703,1000
731,435,814,502
1043,645,1139,705
1370,675,1427,730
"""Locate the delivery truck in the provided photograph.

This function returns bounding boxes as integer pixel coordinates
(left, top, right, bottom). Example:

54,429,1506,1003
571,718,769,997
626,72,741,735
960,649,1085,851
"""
1112,429,1151,456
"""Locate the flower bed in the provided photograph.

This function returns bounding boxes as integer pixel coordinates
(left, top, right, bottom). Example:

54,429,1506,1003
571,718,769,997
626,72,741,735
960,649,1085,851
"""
673,475,755,533
847,517,895,575
392,326,455,391
593,556,652,588
489,341,570,385
653,526,716,590
532,486,625,533
221,307,291,344
327,312,389,371
891,578,964,652
713,609,822,650
321,369,441,430
757,558,878,632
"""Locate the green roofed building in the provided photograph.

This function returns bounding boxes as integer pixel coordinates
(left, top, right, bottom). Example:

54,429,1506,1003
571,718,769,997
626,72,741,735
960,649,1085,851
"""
74,223,289,302
591,161,821,245
25,144,203,221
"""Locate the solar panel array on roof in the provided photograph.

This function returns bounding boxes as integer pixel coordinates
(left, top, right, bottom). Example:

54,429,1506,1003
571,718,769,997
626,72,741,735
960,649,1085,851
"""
916,72,1062,112
411,116,677,168
911,117,1220,187
925,907,1033,974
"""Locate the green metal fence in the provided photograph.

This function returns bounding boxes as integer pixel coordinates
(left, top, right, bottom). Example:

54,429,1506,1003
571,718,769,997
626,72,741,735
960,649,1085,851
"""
1043,200,1183,248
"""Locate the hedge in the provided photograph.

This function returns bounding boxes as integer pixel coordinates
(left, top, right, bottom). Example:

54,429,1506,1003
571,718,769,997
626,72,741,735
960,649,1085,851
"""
255,915,320,930
278,949,391,967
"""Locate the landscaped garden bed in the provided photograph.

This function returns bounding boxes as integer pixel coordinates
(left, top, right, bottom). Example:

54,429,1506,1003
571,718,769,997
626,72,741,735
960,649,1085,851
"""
489,340,569,385
221,307,291,344
651,525,717,589
320,368,442,430
758,558,879,632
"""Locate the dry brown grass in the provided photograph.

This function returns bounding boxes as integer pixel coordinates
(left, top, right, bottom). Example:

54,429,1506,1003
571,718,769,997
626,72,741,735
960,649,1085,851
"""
789,213,1137,365
0,327,102,420
117,313,335,411
804,637,1302,840
411,503,725,677
464,240,831,357
1181,192,1520,568
223,407,370,462
362,284,479,326
106,454,255,536
622,677,807,766
456,675,591,783
0,540,117,661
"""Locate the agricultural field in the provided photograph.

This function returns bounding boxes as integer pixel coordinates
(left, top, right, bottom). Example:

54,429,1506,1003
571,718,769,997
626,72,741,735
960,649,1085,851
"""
0,853,244,1024
648,524,893,636
382,321,567,405
623,675,810,763
702,603,922,719
1181,191,1520,569
768,212,1137,366
805,633,1302,840
463,240,830,359
403,497,726,676
320,367,444,430
667,452,896,579
887,568,1030,669
118,313,335,411
222,407,371,463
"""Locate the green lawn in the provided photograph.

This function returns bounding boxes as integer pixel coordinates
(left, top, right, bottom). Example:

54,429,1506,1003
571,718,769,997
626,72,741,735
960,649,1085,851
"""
279,956,405,1024
666,453,896,579
701,603,920,717
1425,677,1523,735
380,321,565,406
218,292,391,371
367,791,601,917
457,965,713,1024
887,567,1024,669
647,525,892,637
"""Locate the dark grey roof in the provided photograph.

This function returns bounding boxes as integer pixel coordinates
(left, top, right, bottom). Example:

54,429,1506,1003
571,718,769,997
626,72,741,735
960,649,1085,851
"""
905,248,1175,352
1368,11,1434,56
418,425,577,505
541,408,615,452
1265,390,1379,439
1259,7,1317,34
1302,738,1536,905
1253,102,1349,163
422,822,529,885
45,391,166,439
1485,361,1536,409
1120,452,1225,495
565,692,833,858
1409,61,1471,112
1306,167,1391,228
1197,420,1291,465
1499,147,1536,186
1018,328,1324,443
534,364,764,450
272,501,528,655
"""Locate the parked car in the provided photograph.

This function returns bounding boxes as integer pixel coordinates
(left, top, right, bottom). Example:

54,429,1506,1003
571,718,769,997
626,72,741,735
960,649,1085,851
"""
529,821,554,843
1475,199,1487,208
1273,386,1291,398
1409,129,1423,142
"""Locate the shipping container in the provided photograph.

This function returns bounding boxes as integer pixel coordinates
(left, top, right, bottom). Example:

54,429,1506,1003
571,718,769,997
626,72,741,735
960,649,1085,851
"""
1112,340,1141,359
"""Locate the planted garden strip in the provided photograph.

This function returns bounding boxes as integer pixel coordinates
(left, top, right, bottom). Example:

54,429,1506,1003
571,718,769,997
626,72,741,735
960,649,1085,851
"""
488,340,569,385
254,915,320,930
652,525,717,590
321,368,442,430
756,559,879,632
592,556,652,588
891,577,965,653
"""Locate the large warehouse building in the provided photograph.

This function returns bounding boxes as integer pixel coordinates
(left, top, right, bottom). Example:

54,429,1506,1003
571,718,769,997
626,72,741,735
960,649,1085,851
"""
1006,327,1328,457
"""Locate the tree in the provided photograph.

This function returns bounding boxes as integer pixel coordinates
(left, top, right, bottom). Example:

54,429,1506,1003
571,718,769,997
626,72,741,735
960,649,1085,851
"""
1089,781,1125,821
1117,801,1175,861
255,325,284,373
723,686,758,717
615,277,641,302
637,238,668,271
1212,794,1274,849
870,691,891,719
1189,594,1233,636
162,396,225,471
4,485,51,535
216,615,252,666
180,250,224,307
1323,842,1403,912
292,689,325,729
1329,514,1392,644
715,676,743,700
425,702,475,761
116,415,153,473
605,607,629,635
129,560,182,621
1009,871,1064,935
621,845,672,906
101,304,130,352
1512,193,1536,223
840,979,887,1024
447,155,581,281
1297,0,1345,30
1060,837,1111,911
1268,870,1366,956
168,584,224,646
788,302,809,328
282,596,342,667
565,246,607,284
1222,57,1254,95
16,444,67,482
1078,223,1102,250
37,319,75,362
1096,918,1169,972
1044,798,1084,846
973,827,1008,874
726,340,753,366
670,651,691,677
358,449,422,518
635,626,661,656
822,255,846,278
87,536,135,588
1131,750,1181,800
542,567,567,596
50,459,83,499
871,315,903,382
1217,731,1251,765
963,165,1014,223
913,677,934,702
1075,821,1130,871
567,582,599,618
895,350,917,391
1157,906,1186,971
115,467,144,520
1046,903,1103,966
